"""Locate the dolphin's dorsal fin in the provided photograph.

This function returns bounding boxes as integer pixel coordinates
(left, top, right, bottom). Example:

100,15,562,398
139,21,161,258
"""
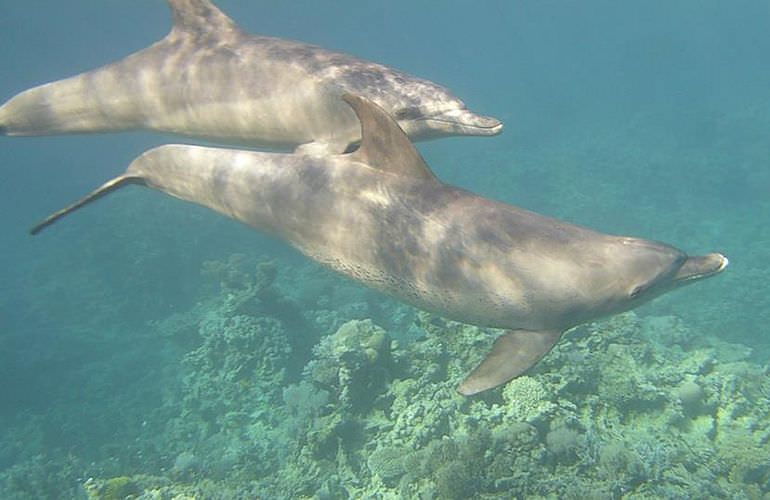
343,94,437,181
457,329,562,396
167,0,239,37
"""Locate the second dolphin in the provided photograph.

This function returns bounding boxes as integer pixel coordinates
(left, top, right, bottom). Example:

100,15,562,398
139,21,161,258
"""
0,0,501,154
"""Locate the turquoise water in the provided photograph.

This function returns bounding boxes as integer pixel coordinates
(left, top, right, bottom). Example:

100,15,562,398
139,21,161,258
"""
1,1,768,498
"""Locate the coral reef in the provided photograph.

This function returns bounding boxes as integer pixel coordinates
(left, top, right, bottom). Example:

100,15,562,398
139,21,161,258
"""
1,255,768,499
305,319,393,412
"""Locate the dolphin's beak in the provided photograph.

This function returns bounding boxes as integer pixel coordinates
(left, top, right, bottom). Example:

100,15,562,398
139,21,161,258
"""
422,109,503,136
674,253,729,283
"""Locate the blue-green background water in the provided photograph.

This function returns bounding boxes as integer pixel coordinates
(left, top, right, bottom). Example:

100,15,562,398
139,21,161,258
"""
1,1,768,498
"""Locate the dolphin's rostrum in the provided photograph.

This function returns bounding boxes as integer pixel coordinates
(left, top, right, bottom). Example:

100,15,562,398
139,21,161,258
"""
0,0,501,154
30,95,727,395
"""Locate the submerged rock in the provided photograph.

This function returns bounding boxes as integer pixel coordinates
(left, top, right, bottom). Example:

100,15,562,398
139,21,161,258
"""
675,379,705,415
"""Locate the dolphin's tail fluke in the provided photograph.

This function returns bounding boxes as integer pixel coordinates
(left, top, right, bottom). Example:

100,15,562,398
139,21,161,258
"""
30,175,145,235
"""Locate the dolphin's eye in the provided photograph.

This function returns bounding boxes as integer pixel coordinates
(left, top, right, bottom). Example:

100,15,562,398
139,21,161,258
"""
395,107,421,120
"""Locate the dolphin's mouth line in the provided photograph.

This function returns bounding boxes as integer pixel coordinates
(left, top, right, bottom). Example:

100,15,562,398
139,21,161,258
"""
418,115,504,132
430,118,502,130
676,253,729,282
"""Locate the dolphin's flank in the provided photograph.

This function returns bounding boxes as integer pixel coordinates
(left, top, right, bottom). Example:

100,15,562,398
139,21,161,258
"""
30,95,727,395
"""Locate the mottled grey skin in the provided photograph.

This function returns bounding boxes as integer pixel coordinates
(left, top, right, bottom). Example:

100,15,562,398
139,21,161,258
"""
30,95,727,395
0,0,501,153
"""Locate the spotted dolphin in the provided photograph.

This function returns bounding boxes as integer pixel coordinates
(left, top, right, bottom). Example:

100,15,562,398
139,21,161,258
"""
30,95,727,395
0,0,501,154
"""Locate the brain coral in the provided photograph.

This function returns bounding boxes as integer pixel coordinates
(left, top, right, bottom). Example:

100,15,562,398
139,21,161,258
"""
502,376,556,423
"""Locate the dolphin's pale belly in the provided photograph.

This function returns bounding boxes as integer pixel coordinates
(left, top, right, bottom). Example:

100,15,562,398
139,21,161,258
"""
311,248,533,330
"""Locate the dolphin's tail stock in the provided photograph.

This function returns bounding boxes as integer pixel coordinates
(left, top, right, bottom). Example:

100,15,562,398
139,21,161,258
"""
30,175,145,235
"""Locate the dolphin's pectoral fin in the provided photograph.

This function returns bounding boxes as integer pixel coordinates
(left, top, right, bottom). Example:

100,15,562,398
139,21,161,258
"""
29,175,145,235
342,94,437,181
457,329,562,396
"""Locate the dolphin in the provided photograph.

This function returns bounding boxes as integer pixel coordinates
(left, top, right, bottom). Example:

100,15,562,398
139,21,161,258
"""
30,95,727,395
0,0,501,154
